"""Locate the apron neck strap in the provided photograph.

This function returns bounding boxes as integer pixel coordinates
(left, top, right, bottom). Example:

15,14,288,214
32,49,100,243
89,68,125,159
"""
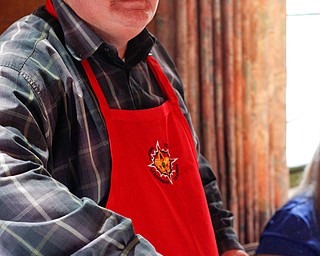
46,0,58,19
81,59,111,113
146,55,178,102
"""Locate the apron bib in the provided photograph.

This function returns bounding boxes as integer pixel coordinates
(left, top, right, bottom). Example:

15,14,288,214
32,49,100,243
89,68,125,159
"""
82,56,218,255
46,2,219,254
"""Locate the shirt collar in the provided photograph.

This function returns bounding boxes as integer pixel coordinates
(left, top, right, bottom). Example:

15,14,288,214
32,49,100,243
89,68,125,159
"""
51,0,103,60
51,0,155,65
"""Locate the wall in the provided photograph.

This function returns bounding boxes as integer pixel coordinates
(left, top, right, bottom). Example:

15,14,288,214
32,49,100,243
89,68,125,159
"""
0,0,45,33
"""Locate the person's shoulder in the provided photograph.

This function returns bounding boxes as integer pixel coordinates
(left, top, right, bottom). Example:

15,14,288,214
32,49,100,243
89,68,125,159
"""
0,8,58,72
256,194,320,255
0,8,75,103
279,193,317,227
266,194,316,235
150,35,184,98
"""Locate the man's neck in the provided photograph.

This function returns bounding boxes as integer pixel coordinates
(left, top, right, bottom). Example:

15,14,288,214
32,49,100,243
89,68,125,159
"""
90,26,128,59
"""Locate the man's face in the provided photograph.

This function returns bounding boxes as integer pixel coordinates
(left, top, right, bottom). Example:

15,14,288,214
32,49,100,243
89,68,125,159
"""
64,0,159,42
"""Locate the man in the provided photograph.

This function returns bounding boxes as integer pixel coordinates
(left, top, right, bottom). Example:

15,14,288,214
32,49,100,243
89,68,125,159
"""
0,0,247,255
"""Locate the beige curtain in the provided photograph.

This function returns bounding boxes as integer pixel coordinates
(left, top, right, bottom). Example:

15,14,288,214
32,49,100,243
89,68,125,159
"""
149,0,288,244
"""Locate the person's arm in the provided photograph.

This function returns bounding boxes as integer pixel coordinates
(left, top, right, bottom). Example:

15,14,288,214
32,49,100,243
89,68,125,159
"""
195,139,246,254
181,99,246,255
150,39,245,254
0,66,158,255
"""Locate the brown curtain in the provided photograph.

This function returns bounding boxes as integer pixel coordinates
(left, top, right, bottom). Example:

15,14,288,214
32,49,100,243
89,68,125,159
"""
149,0,288,244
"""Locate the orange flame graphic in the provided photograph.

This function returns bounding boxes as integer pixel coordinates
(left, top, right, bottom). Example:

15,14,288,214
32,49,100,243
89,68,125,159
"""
148,141,178,184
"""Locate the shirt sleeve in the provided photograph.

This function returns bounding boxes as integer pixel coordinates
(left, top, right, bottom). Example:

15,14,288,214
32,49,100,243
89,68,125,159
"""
0,66,159,255
151,39,244,254
185,114,244,254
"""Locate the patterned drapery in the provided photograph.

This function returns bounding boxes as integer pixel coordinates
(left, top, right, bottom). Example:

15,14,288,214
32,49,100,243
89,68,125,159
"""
149,0,288,244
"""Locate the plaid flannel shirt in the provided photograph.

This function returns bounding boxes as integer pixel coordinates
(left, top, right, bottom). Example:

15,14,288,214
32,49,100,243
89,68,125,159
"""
0,1,243,255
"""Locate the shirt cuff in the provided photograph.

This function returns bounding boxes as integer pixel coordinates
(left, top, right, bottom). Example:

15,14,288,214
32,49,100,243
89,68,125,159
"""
216,227,244,254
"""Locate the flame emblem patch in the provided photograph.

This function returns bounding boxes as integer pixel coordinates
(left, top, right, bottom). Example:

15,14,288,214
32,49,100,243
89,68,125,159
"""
148,141,178,184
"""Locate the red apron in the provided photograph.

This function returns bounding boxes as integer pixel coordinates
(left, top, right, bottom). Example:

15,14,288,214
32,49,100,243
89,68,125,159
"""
47,1,219,254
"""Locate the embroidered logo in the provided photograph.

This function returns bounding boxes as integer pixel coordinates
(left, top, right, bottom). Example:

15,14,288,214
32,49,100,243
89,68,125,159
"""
148,141,178,184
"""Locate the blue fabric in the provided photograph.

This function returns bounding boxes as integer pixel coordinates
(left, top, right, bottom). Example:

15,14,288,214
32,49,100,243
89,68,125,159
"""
256,193,320,255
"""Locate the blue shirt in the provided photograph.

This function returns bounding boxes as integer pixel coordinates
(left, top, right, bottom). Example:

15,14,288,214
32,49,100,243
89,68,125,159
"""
256,193,320,256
